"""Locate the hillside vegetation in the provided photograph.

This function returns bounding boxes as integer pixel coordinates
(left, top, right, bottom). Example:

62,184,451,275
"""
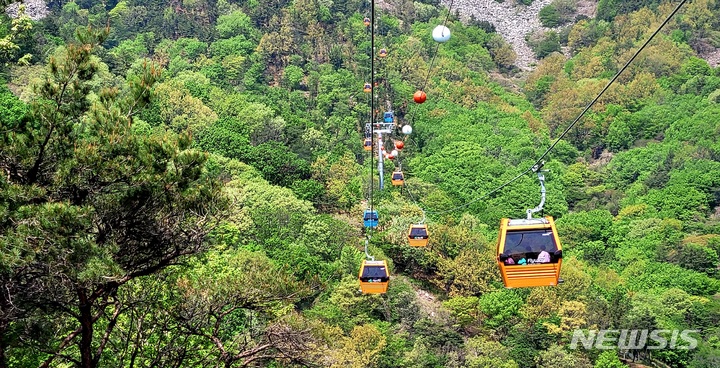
1,0,720,367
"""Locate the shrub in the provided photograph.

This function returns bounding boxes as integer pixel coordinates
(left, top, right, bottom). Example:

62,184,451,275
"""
539,5,561,27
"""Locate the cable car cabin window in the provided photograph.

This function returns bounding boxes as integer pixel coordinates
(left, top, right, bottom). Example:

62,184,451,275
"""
409,227,428,238
360,266,389,282
364,212,378,220
503,229,559,264
392,173,403,180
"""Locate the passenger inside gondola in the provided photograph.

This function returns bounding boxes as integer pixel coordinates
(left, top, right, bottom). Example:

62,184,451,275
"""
503,230,559,264
360,265,389,282
500,250,515,264
536,245,551,263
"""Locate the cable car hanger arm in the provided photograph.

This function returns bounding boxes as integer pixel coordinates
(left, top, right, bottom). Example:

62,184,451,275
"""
365,238,374,261
527,170,546,220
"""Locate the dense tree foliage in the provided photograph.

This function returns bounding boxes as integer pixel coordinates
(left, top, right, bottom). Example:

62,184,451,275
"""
1,0,720,366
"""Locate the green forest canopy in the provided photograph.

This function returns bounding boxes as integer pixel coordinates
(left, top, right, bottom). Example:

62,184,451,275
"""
1,0,720,367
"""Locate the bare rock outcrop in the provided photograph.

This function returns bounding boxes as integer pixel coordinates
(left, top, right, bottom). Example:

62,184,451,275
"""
5,0,49,21
442,0,555,70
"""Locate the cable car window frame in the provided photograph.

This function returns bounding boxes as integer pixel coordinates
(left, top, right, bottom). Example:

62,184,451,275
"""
502,229,560,265
409,226,428,238
363,211,378,220
360,265,389,282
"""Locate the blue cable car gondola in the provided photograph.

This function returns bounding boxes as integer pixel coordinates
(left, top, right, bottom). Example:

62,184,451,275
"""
363,210,379,228
383,111,394,123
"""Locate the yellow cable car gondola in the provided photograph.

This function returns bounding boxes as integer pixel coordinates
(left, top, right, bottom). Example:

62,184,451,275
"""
496,169,562,288
378,48,388,58
363,137,372,151
391,171,404,186
363,83,372,93
408,224,429,247
496,217,562,288
358,259,389,294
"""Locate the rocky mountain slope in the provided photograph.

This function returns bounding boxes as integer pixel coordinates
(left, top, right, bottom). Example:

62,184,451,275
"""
444,0,720,69
5,0,48,20
442,0,556,70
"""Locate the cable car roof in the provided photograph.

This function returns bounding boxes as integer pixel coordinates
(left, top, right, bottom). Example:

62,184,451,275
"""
507,218,550,227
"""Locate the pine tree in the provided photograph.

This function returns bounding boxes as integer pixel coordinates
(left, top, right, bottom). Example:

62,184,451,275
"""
0,27,225,368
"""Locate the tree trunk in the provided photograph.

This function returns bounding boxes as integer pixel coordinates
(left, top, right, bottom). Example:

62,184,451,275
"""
0,340,7,368
0,320,9,368
78,289,94,368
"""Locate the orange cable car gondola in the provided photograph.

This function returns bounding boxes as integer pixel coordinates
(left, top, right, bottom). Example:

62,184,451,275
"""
363,137,372,151
408,223,429,247
363,83,372,93
378,48,388,58
359,259,389,294
391,171,404,186
496,170,562,288
496,217,563,288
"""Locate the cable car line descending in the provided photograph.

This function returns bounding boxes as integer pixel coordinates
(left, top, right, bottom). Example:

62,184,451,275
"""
358,1,457,251
364,1,457,249
358,0,454,292
359,0,388,295
365,0,377,227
